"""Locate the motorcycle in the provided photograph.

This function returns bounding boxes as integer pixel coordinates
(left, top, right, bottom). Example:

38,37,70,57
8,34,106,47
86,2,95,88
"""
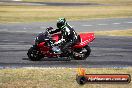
27,29,95,61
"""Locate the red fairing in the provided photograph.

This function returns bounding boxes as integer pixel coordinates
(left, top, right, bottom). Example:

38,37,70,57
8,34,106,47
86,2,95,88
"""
74,32,95,48
36,32,95,57
38,42,50,51
51,33,61,42
38,42,45,47
37,40,61,57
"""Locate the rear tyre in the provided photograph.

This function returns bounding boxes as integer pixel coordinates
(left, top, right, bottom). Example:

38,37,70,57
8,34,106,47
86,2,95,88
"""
27,46,42,61
73,45,91,60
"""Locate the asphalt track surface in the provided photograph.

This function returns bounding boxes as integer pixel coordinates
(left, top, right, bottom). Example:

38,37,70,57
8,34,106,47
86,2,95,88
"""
0,18,132,68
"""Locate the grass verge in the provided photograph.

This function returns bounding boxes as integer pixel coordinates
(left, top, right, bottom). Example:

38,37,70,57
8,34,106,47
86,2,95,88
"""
0,5,132,23
0,67,132,88
95,29,132,36
23,0,132,5
1,0,132,23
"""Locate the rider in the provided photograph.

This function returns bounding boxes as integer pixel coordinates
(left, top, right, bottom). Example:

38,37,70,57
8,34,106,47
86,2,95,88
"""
48,18,78,54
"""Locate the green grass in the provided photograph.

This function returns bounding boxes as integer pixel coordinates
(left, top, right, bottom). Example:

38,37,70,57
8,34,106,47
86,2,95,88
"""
0,67,132,88
0,5,132,23
0,0,132,23
95,29,132,36
23,0,132,5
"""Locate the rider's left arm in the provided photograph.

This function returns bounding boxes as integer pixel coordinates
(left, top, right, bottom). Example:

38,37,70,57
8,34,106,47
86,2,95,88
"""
54,29,67,45
54,36,65,45
49,28,60,34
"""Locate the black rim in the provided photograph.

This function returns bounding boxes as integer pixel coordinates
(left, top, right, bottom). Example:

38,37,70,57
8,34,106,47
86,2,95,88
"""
78,47,88,59
30,50,38,58
73,46,91,60
28,47,41,60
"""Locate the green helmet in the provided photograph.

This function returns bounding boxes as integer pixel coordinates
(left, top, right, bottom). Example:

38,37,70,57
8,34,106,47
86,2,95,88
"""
57,18,67,29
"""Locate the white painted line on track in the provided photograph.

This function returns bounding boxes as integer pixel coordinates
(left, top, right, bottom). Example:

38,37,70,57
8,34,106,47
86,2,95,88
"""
112,23,121,25
18,41,26,43
24,27,27,30
125,22,132,24
2,40,10,42
82,25,93,27
81,21,132,27
97,24,108,26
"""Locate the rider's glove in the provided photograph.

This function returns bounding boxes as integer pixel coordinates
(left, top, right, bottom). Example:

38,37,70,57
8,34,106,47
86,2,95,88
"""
54,39,65,46
54,42,59,46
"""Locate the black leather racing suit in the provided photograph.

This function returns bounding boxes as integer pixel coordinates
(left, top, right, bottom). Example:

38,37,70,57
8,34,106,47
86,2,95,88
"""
49,24,78,54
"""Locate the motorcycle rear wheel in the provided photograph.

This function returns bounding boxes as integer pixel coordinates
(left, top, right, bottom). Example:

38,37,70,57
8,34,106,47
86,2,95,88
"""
27,46,42,61
73,45,91,60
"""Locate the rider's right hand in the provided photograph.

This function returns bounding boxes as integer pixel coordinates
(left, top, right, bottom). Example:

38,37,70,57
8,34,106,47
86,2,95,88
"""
46,27,53,32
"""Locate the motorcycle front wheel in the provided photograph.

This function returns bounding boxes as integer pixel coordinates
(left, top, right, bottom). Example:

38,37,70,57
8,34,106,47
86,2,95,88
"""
27,46,42,61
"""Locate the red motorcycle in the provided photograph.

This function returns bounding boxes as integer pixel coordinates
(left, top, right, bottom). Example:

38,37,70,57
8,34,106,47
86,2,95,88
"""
27,29,95,61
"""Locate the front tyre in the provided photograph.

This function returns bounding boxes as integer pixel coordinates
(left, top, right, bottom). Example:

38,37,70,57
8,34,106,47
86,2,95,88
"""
27,46,42,61
73,45,91,60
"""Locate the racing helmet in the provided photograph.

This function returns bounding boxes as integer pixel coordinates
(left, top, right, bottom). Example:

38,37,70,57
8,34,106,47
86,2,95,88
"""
57,18,67,29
